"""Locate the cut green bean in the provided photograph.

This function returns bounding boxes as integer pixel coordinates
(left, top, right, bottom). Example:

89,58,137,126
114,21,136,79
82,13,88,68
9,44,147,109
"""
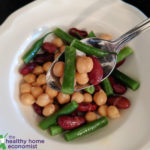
88,31,96,37
117,46,133,63
84,86,95,94
71,39,116,57
53,28,76,44
112,69,140,90
62,46,76,94
50,125,64,136
39,101,78,130
64,117,108,141
101,78,114,96
22,32,51,64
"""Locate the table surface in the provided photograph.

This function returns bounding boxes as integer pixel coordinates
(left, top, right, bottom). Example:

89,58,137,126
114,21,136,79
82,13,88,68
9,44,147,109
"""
0,0,149,25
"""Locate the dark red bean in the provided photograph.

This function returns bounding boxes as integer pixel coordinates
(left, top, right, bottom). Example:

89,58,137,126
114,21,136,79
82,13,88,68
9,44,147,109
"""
77,102,97,112
58,116,85,130
42,42,57,53
88,56,103,85
32,103,43,116
107,96,130,109
109,76,127,94
20,62,37,75
116,59,126,68
33,53,54,64
69,28,88,39
94,85,101,91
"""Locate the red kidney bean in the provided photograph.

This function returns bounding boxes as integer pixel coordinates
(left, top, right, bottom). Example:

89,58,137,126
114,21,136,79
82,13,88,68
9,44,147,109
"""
69,28,88,39
77,102,97,112
88,56,103,85
107,96,130,109
58,116,85,130
42,42,57,53
116,59,126,68
109,76,127,94
32,103,43,116
33,53,54,64
94,84,101,91
20,62,37,75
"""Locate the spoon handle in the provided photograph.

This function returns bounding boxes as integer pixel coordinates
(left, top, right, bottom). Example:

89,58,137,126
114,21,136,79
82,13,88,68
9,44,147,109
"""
113,18,150,53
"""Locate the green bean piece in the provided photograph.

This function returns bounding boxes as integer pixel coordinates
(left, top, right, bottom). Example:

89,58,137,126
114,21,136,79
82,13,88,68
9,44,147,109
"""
64,117,108,141
71,39,116,57
88,31,96,37
39,101,78,130
101,78,114,96
53,28,76,44
84,86,95,94
112,69,140,90
62,46,76,94
22,32,51,64
50,125,64,136
117,46,133,63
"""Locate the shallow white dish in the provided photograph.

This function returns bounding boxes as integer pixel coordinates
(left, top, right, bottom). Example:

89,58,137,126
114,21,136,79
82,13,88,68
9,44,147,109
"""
0,0,150,149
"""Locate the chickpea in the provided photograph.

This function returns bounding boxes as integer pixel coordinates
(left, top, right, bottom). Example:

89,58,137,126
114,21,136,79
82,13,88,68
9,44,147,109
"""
99,34,112,40
97,105,108,116
52,38,63,47
32,82,39,87
21,93,35,106
20,83,31,94
23,73,36,83
45,85,58,98
93,90,107,106
53,61,64,77
57,92,70,104
75,72,89,85
31,86,43,98
36,93,53,107
107,106,120,119
60,45,65,53
42,103,55,117
76,56,93,73
43,62,52,72
85,112,98,122
42,84,47,90
33,66,44,75
36,74,46,85
71,92,84,103
83,93,92,103
54,51,61,59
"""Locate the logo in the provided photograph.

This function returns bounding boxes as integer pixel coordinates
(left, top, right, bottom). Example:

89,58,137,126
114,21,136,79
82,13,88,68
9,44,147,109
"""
0,133,8,150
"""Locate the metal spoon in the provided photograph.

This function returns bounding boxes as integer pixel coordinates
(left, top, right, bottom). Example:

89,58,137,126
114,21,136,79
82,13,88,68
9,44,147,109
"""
46,18,150,91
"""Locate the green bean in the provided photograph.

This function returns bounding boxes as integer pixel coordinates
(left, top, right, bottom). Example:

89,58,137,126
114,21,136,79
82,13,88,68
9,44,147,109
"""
39,101,78,130
22,32,51,64
84,86,95,94
64,117,108,141
50,125,64,136
88,31,96,37
112,69,140,90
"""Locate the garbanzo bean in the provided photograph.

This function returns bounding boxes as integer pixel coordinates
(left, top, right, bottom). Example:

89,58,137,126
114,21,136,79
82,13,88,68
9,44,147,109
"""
71,92,84,103
36,93,52,107
43,62,52,72
42,103,55,117
31,86,43,98
42,84,47,90
76,56,93,73
52,38,63,47
99,34,112,40
20,83,31,94
83,93,92,103
93,90,107,106
57,92,70,104
23,73,36,83
97,105,108,116
53,61,64,77
54,52,61,59
107,106,120,119
21,93,35,106
36,74,46,85
85,112,98,122
33,66,44,75
75,72,89,85
45,85,58,98
60,45,65,53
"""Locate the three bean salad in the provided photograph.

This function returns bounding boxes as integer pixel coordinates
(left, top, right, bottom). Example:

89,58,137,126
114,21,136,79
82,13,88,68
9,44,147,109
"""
19,27,140,141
